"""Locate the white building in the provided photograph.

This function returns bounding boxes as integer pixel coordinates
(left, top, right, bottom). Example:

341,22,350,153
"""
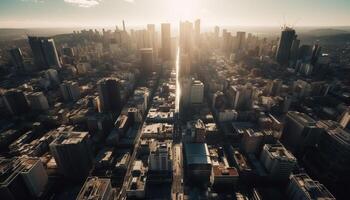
260,143,296,181
190,80,204,104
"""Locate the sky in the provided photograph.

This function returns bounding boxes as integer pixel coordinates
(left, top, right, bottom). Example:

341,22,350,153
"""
1,0,350,28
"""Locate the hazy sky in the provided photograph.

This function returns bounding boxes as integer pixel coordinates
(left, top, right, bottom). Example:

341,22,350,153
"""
1,0,350,28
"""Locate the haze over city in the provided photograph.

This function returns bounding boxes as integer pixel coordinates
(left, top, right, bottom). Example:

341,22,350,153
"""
1,0,350,27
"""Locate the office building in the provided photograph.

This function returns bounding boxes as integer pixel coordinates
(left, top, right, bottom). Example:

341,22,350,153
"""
49,131,93,181
9,48,24,71
190,79,204,104
2,89,30,115
0,157,48,200
281,111,322,155
98,78,121,113
235,31,246,52
194,19,200,46
139,48,154,73
147,24,158,60
28,36,61,69
290,38,300,66
184,143,212,183
194,119,206,143
161,23,171,61
76,177,114,200
180,21,194,54
60,81,81,102
276,27,296,66
26,92,49,111
314,120,350,183
260,143,297,181
287,174,335,200
228,84,254,111
149,142,172,172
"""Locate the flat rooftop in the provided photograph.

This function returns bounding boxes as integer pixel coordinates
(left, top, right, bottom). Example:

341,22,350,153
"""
184,143,211,165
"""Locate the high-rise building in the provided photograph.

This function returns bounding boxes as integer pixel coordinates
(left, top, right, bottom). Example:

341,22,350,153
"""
0,157,48,200
28,36,61,69
312,120,350,184
287,174,335,200
60,81,81,102
2,89,30,115
289,38,300,66
149,142,172,172
49,131,93,181
227,84,254,111
139,48,154,73
194,119,206,143
98,78,121,113
260,143,297,181
180,21,194,54
26,92,49,111
194,19,200,46
276,27,296,66
147,24,158,61
76,177,114,200
281,111,322,155
161,23,171,61
190,79,204,104
9,48,24,71
235,31,246,52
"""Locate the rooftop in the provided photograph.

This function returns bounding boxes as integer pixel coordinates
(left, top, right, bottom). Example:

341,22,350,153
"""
184,143,211,165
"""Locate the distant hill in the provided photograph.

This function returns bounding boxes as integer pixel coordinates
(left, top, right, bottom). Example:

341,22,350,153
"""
305,28,349,36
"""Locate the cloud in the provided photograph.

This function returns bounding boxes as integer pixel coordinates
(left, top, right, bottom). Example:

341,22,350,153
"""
123,0,134,3
64,0,102,8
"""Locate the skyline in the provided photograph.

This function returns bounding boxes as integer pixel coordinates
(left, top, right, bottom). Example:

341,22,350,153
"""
1,0,350,28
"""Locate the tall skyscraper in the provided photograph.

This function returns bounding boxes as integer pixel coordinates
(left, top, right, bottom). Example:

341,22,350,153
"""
2,89,30,115
161,23,171,61
194,19,201,46
147,24,158,60
28,36,61,69
139,48,154,73
9,48,24,71
289,38,300,66
276,27,296,66
179,21,194,54
98,78,122,113
26,92,49,111
49,131,93,181
235,31,246,52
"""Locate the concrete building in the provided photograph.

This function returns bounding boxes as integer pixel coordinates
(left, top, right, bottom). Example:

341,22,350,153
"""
260,143,297,181
287,174,335,200
26,92,49,111
49,131,93,181
140,48,154,73
98,78,121,113
9,48,24,71
2,89,30,116
28,36,61,69
161,23,171,61
190,80,204,104
281,111,322,155
0,157,48,200
60,81,80,102
228,84,254,111
149,142,172,172
276,27,296,66
184,143,212,183
76,177,114,200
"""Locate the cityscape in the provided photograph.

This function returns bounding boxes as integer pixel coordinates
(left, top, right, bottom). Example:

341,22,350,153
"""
1,1,350,200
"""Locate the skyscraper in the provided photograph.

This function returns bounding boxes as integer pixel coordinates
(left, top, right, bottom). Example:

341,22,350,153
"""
276,27,296,66
179,21,193,54
9,48,24,71
235,31,246,52
98,78,122,113
161,23,171,61
139,48,154,73
60,81,81,102
28,36,61,69
194,19,201,46
49,131,93,181
2,89,30,116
